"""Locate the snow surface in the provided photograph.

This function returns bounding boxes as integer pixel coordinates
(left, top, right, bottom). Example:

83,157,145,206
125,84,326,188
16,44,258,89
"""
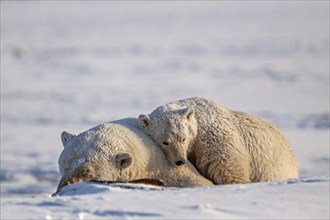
1,1,329,219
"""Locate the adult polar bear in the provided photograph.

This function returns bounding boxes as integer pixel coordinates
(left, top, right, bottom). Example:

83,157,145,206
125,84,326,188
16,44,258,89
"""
57,118,213,191
139,97,298,184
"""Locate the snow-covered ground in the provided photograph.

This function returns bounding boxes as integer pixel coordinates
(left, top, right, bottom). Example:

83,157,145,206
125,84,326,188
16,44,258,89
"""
1,1,329,219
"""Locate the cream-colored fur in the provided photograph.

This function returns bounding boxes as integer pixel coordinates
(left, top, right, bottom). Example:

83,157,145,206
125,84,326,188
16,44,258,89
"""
139,97,298,184
57,118,213,191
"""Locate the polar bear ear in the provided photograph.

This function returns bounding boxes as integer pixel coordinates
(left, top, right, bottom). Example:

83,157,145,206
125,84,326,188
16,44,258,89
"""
61,131,75,148
182,106,195,121
115,153,133,170
138,114,151,129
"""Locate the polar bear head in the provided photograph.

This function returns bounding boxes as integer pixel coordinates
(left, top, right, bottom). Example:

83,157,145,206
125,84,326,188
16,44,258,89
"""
57,118,212,191
58,120,142,191
138,106,198,167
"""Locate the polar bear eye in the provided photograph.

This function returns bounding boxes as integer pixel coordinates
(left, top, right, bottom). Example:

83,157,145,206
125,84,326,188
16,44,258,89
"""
162,142,169,146
182,138,186,142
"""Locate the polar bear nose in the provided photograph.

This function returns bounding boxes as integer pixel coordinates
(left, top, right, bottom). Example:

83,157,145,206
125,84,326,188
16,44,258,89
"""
175,159,186,166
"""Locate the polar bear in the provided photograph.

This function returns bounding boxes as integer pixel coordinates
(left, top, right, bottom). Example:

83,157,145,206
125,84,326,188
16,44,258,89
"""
138,97,298,184
56,118,213,191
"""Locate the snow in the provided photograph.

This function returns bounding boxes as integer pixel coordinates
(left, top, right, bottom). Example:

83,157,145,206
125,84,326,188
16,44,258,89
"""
1,1,329,219
1,178,329,219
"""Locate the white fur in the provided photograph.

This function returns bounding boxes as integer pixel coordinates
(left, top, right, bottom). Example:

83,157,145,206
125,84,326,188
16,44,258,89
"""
57,118,213,191
139,97,298,184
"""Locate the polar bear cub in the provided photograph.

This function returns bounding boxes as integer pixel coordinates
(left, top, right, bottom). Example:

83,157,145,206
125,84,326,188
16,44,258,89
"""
138,97,298,184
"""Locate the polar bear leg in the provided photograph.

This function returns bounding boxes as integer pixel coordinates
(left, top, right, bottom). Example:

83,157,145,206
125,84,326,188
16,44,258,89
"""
215,151,250,184
197,147,251,184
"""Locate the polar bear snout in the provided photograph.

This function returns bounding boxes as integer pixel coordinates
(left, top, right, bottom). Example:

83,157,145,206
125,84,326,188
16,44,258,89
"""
175,158,186,166
167,147,188,167
57,175,85,192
